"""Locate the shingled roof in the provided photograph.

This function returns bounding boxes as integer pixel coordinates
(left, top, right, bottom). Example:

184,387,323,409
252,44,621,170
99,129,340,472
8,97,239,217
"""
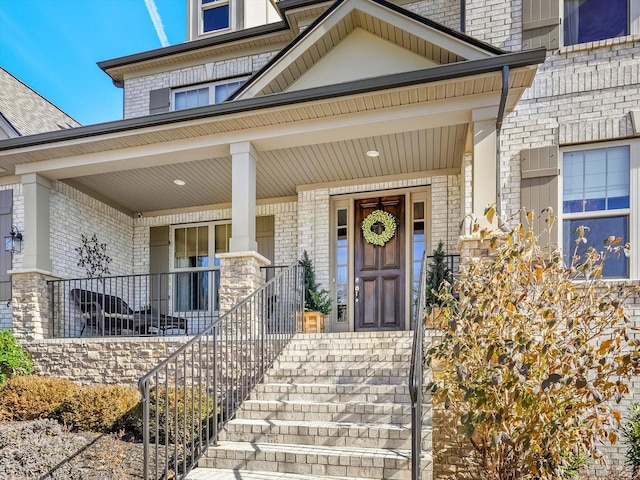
0,67,80,137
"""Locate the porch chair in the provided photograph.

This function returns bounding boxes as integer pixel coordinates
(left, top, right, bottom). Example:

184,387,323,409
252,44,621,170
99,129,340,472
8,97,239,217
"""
70,288,188,335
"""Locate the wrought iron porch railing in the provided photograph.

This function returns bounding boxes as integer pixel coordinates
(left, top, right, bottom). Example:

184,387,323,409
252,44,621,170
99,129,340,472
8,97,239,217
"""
48,269,221,338
138,263,304,480
409,251,428,480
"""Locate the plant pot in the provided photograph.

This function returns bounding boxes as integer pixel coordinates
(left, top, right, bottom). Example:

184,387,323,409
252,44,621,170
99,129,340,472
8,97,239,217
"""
302,311,325,333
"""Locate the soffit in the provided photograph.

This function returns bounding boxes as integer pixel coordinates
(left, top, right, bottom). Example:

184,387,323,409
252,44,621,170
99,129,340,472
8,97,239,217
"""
102,31,294,83
0,67,536,171
69,125,468,213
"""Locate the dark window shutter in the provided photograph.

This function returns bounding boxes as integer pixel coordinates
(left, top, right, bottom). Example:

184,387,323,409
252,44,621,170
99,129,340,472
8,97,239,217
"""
521,146,559,246
149,88,171,114
149,226,169,315
522,0,560,49
0,190,13,302
256,216,275,263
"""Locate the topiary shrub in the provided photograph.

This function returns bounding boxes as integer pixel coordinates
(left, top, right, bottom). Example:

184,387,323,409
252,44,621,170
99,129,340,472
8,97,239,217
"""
59,384,140,433
299,250,332,315
425,240,452,307
0,329,33,387
0,375,78,421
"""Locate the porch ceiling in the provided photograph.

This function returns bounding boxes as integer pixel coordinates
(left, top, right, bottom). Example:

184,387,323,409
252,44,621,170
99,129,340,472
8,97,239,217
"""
67,124,467,214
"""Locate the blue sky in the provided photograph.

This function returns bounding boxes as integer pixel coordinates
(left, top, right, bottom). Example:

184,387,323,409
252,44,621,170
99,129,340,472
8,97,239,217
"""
0,0,186,126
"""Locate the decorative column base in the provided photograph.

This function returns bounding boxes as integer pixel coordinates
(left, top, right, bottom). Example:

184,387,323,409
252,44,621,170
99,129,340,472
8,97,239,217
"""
11,269,56,341
216,251,271,316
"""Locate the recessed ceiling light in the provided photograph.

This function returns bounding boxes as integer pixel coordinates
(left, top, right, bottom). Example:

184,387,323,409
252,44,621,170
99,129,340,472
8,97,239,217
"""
366,150,380,158
173,179,186,186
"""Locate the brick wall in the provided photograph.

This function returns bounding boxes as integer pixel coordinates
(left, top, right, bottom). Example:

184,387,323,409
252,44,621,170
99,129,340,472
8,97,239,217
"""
50,182,134,278
123,51,278,119
405,0,461,31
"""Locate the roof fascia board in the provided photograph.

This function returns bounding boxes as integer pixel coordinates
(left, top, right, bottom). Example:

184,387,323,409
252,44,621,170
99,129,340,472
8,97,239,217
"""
0,48,546,153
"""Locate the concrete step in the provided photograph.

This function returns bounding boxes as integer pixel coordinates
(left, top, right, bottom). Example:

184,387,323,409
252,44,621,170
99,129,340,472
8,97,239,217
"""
250,383,411,404
187,469,377,480
273,359,410,370
199,441,422,479
237,399,413,424
264,367,408,385
276,349,411,365
218,418,430,450
285,341,412,352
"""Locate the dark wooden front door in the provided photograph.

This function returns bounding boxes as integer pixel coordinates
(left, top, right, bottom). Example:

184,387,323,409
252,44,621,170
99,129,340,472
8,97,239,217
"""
354,195,405,331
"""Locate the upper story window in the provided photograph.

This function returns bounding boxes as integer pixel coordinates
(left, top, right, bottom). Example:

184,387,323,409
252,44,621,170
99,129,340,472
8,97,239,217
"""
202,0,230,34
172,78,246,111
561,144,632,278
563,0,636,46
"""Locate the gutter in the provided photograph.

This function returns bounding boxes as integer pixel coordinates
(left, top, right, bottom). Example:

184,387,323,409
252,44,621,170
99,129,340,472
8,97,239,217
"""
495,65,509,224
0,48,545,153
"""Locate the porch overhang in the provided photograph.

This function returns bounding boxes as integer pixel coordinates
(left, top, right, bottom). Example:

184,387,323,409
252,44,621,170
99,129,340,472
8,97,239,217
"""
0,48,545,216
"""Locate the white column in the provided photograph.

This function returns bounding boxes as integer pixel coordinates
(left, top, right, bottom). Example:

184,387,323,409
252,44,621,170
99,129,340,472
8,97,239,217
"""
229,141,258,252
22,173,52,272
472,108,498,228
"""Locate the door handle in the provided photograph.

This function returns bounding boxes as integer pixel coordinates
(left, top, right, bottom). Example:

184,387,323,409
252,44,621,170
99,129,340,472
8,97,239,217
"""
354,285,360,303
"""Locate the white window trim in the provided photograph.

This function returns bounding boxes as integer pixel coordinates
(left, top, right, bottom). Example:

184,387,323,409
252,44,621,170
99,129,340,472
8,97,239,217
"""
559,139,640,280
170,221,230,313
171,77,248,111
561,0,640,48
200,0,232,35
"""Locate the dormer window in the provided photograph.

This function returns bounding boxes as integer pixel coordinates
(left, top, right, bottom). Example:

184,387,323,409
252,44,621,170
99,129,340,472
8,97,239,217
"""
172,78,246,111
202,0,231,34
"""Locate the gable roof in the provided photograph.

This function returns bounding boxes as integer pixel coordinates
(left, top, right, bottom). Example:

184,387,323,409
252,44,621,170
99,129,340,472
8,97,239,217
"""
233,0,505,99
0,67,80,136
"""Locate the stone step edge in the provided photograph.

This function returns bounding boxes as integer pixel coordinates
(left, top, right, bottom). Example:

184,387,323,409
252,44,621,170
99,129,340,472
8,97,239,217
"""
240,399,412,409
226,417,420,430
206,441,415,459
186,468,378,480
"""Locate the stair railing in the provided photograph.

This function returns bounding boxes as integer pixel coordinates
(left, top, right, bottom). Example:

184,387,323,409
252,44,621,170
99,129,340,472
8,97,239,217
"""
138,263,304,480
409,252,428,480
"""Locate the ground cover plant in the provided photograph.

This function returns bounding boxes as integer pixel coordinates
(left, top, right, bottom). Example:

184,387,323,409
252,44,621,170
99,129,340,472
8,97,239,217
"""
0,329,33,387
427,208,640,479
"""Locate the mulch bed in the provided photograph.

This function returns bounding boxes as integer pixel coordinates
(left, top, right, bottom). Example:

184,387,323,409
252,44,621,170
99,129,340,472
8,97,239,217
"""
0,419,144,479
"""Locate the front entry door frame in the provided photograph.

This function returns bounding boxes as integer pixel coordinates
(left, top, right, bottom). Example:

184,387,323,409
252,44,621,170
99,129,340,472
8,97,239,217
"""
329,186,431,332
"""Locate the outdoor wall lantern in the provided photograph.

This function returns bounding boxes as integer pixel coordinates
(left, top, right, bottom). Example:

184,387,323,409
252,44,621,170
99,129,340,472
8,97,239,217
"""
5,226,22,253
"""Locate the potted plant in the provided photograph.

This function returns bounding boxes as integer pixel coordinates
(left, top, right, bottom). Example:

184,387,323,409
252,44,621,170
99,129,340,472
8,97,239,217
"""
424,241,451,328
299,250,332,333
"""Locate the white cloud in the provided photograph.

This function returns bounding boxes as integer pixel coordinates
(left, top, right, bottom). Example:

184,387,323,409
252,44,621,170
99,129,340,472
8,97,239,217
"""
144,0,170,48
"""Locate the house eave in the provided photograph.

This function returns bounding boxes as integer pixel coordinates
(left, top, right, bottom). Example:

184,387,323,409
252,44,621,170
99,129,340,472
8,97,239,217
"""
0,48,546,156
98,21,291,83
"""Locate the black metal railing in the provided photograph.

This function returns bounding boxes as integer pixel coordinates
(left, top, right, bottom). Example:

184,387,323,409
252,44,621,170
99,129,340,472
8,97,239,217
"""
261,265,290,283
409,252,428,480
138,263,304,480
424,254,460,280
48,269,220,338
